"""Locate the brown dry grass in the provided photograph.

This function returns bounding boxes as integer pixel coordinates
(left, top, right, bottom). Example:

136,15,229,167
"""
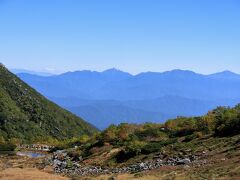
0,168,69,180
0,155,69,180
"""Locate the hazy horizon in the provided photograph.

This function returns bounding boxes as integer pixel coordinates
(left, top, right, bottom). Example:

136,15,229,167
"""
8,66,240,76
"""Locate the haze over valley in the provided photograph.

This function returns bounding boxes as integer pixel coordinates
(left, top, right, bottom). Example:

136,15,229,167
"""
14,68,240,129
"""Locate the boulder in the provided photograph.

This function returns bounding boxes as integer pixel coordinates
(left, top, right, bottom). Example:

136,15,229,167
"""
177,158,191,165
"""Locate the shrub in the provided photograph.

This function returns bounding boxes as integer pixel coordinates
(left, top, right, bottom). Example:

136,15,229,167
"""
67,150,82,161
115,149,136,163
165,117,197,137
0,143,16,151
182,134,198,142
213,106,240,136
141,139,177,154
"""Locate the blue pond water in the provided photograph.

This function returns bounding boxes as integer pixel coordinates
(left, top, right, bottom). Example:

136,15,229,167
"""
17,152,46,158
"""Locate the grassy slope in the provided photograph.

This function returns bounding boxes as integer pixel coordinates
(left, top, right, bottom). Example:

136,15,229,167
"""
0,64,98,142
76,135,240,179
63,104,240,179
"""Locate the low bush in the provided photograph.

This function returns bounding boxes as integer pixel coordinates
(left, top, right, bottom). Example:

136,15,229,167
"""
0,143,16,151
141,139,177,154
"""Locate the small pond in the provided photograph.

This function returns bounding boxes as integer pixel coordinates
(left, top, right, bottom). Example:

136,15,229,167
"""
16,151,46,158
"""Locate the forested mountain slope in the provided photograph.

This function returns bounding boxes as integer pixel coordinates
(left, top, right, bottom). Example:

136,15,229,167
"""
0,64,98,142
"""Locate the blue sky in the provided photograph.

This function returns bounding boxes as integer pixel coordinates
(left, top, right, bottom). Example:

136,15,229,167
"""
0,0,240,74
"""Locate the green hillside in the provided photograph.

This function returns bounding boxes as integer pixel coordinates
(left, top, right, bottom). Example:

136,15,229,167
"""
58,104,240,179
75,103,240,160
0,64,98,142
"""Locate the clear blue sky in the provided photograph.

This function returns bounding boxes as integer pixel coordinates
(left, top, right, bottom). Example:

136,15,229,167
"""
0,0,240,74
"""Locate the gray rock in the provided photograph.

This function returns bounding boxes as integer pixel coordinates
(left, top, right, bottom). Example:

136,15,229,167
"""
177,158,191,165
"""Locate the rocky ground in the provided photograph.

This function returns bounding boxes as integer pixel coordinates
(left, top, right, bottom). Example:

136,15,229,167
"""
0,151,206,180
50,135,240,179
0,147,239,180
51,151,202,176
0,135,240,179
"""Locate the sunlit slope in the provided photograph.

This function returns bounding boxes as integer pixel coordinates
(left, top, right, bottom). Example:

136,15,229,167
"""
0,64,98,142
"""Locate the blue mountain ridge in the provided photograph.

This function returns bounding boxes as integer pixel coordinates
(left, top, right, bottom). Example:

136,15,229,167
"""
15,69,240,129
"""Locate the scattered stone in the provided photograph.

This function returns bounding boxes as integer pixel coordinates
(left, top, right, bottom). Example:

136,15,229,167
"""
51,151,198,176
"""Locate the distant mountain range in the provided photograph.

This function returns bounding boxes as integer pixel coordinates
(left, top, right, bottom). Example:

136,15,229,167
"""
11,69,54,76
15,68,240,129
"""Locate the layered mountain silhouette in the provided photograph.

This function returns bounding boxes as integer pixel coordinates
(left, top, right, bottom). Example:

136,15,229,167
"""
11,69,54,76
16,68,240,129
0,64,97,141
